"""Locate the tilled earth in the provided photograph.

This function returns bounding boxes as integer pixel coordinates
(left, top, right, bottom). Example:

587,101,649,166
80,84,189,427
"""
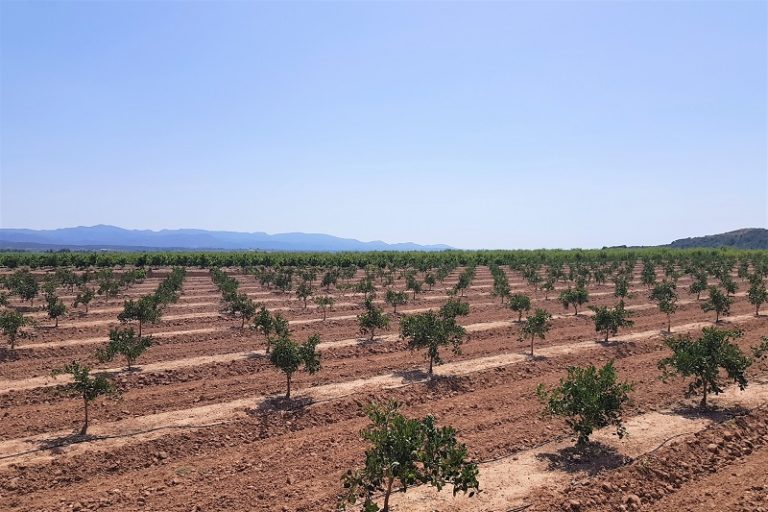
0,267,766,511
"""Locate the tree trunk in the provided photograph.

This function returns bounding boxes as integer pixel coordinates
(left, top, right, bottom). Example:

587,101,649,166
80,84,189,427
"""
530,335,534,356
428,355,434,378
138,321,142,337
518,311,523,323
382,474,395,512
81,396,89,435
604,331,609,343
700,381,708,409
322,309,327,321
55,317,59,327
756,304,761,317
667,313,671,333
286,373,291,399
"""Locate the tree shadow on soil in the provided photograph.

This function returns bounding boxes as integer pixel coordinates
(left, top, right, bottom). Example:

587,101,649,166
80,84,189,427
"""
249,395,315,414
667,403,750,422
0,348,20,362
536,441,631,476
597,340,637,357
391,369,466,391
37,432,101,453
357,336,387,348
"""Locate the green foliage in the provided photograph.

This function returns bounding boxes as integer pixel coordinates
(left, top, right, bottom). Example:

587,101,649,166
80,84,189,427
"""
296,280,314,309
314,295,335,320
613,274,631,301
0,310,30,350
385,289,408,313
400,301,468,377
701,286,732,323
508,293,532,322
97,327,153,370
118,295,161,336
45,295,67,327
252,306,289,353
73,286,96,313
223,292,258,329
519,308,552,356
559,286,589,316
688,273,708,300
338,401,479,512
537,361,632,446
52,361,117,435
269,334,321,398
658,327,750,408
6,269,39,304
491,273,510,304
649,281,678,332
357,299,390,341
747,276,768,316
589,302,634,342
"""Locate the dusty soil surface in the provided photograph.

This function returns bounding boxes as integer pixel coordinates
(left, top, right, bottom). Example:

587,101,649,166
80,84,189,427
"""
0,267,765,511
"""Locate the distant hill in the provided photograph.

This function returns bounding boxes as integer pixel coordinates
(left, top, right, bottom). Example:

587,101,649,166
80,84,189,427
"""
0,225,452,252
666,228,768,250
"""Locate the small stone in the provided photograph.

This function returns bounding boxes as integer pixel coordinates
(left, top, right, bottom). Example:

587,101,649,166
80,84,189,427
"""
706,443,719,453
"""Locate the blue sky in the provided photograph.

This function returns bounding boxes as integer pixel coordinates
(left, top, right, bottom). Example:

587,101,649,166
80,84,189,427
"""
1,1,765,249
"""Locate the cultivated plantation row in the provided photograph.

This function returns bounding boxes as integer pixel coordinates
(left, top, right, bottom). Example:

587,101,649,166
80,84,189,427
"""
1,249,767,511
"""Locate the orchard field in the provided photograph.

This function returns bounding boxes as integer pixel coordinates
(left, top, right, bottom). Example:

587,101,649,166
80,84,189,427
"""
0,249,767,511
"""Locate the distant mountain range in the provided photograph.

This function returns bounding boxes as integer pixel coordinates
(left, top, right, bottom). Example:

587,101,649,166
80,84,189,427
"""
0,225,452,252
0,226,765,252
665,228,768,250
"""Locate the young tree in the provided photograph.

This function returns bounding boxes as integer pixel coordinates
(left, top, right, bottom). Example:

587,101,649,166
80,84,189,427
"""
560,286,589,316
97,327,153,370
590,302,634,342
649,281,678,332
0,310,30,350
45,295,67,327
295,280,313,309
7,269,39,305
508,293,532,322
118,295,161,336
658,328,750,409
424,273,436,291
314,295,335,321
537,361,632,446
701,286,732,323
52,361,116,435
541,277,556,301
338,401,479,512
400,300,469,377
747,277,768,317
640,260,656,289
224,292,257,329
405,275,423,300
269,334,321,399
613,275,631,302
519,308,553,356
73,286,96,313
720,275,738,297
492,275,511,304
453,271,472,297
252,307,289,353
688,273,708,301
357,299,390,341
384,289,408,314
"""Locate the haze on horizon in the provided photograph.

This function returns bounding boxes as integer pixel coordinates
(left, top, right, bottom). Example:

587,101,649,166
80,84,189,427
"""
1,1,766,250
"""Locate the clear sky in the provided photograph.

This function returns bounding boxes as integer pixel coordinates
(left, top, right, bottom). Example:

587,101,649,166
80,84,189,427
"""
1,1,766,249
